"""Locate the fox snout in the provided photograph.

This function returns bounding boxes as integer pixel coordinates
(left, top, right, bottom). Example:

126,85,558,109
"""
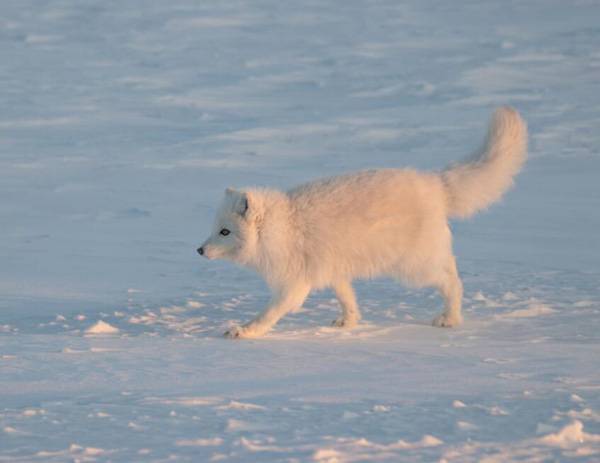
197,243,219,259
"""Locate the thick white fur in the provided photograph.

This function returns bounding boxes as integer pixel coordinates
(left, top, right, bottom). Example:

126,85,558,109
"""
199,107,527,338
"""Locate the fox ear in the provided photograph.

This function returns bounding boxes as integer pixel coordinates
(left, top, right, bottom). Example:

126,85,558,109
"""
225,188,250,217
238,192,249,217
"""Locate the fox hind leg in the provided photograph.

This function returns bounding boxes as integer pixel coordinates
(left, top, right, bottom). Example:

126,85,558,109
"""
432,256,463,328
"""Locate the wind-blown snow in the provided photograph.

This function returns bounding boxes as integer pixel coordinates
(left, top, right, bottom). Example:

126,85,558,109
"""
1,0,599,462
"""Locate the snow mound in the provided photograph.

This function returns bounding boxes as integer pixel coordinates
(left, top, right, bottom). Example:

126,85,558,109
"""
539,420,600,448
143,396,223,407
176,437,224,447
501,303,556,318
313,435,443,462
217,400,266,411
85,320,119,335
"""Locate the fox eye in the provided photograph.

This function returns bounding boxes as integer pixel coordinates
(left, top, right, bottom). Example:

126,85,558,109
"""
219,228,231,236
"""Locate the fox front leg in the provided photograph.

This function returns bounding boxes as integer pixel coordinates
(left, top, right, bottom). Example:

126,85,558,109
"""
332,280,361,328
224,283,310,339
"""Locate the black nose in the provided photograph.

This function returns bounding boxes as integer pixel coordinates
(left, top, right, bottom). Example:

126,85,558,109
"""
197,247,204,256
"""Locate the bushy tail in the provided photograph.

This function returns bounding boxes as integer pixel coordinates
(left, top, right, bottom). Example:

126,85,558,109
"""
441,106,527,219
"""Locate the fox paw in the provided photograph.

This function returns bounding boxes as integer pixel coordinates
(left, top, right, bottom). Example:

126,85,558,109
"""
224,323,266,339
331,317,359,329
432,313,463,328
224,325,246,339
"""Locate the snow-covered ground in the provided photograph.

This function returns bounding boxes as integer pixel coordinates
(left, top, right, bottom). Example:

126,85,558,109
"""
2,1,600,461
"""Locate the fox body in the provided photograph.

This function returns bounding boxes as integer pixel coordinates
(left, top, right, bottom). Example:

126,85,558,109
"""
198,107,527,338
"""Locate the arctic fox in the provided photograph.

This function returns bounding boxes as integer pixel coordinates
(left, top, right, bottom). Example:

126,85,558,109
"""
198,107,527,338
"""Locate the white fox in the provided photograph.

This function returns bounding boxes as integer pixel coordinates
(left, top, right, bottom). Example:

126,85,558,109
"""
198,107,527,338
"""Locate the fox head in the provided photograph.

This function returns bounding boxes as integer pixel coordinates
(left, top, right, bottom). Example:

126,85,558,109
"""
198,188,260,263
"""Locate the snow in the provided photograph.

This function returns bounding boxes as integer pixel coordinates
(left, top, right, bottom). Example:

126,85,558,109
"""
1,0,600,462
498,302,556,319
538,420,599,448
85,320,120,335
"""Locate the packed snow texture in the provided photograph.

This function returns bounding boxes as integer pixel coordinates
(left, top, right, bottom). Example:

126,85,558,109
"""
1,0,600,461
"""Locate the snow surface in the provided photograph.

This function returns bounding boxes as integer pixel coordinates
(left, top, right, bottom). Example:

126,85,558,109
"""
1,0,600,461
